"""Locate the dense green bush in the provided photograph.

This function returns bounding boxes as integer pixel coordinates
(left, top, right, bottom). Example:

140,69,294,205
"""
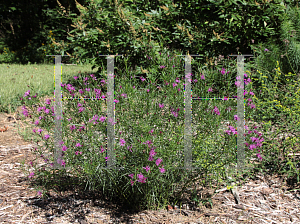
49,0,289,74
0,0,82,64
1,0,297,68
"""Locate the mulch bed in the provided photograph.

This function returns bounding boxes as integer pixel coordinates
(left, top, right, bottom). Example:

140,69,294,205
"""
0,100,300,223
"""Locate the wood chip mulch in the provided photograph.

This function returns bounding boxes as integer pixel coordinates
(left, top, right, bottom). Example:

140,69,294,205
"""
1,141,300,223
1,102,300,223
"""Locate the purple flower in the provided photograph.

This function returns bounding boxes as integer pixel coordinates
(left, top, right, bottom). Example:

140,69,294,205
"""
213,106,220,115
22,108,29,117
148,156,154,161
234,115,240,121
201,74,205,80
185,73,192,83
120,139,126,146
143,166,150,173
128,173,134,179
143,140,153,147
160,65,166,69
137,173,147,183
245,78,251,85
97,146,104,153
250,136,257,142
229,126,237,135
89,114,99,123
208,88,212,92
225,129,231,135
43,134,50,140
37,107,43,113
235,81,242,87
221,68,226,75
226,106,232,112
108,117,117,125
76,143,82,147
149,149,157,157
249,144,257,150
99,116,106,122
73,76,78,80
28,172,34,178
127,145,133,152
264,49,269,52
257,153,263,161
45,99,51,105
156,158,163,166
78,107,85,113
62,145,68,151
159,166,166,173
24,90,30,97
171,111,178,117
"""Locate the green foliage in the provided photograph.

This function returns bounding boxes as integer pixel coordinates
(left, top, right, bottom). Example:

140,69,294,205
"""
248,3,300,88
0,0,81,64
244,60,300,181
52,0,291,76
0,0,296,67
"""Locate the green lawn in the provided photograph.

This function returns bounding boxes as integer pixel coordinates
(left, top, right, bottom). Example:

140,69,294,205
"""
0,63,98,114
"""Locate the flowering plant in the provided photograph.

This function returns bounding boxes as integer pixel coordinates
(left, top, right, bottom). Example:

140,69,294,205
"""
19,48,265,210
